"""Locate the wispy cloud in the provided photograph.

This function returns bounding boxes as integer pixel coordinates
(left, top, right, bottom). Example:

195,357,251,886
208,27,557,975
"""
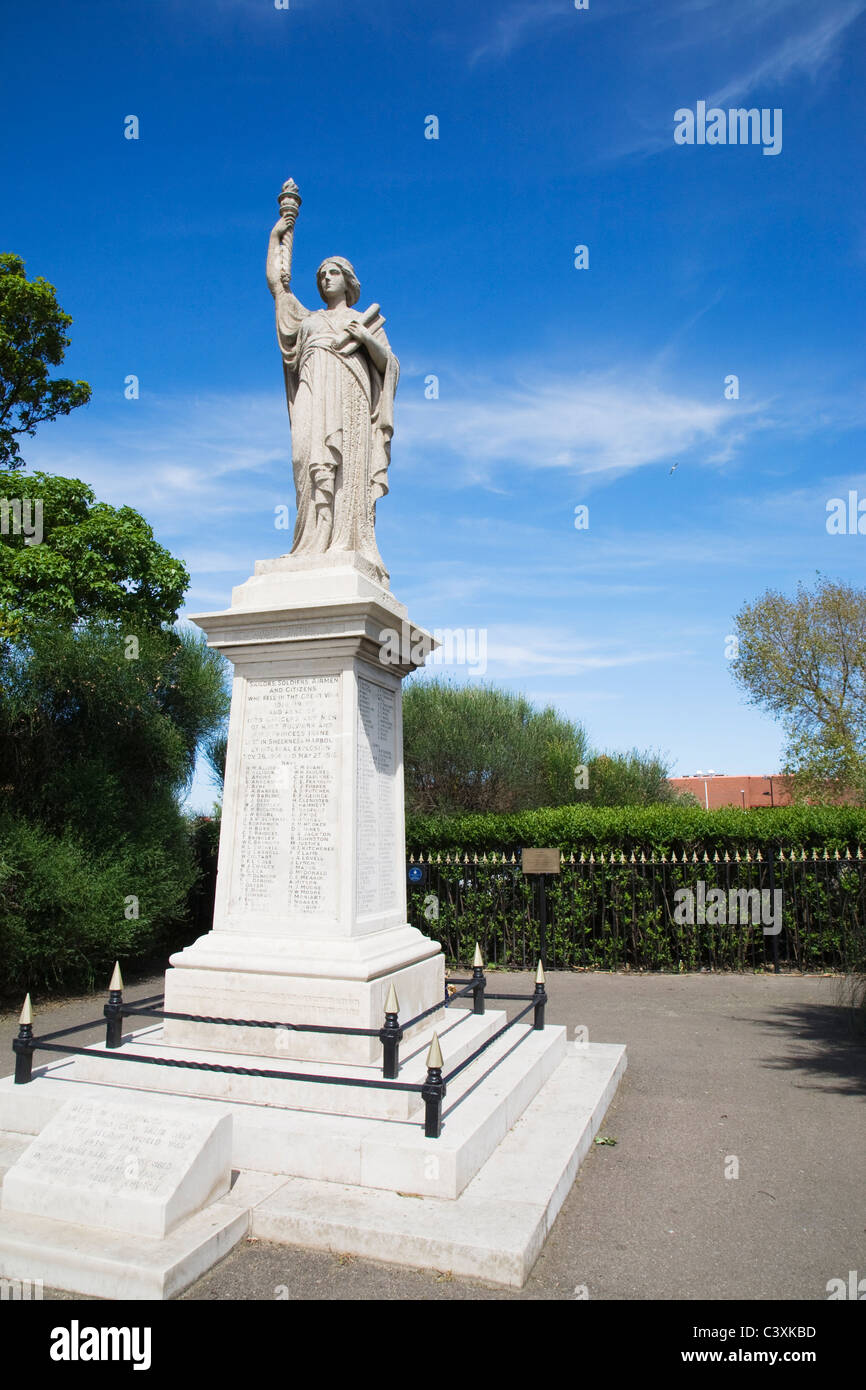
602,0,866,159
468,1,575,66
414,622,685,678
398,367,763,483
706,2,866,108
26,391,292,536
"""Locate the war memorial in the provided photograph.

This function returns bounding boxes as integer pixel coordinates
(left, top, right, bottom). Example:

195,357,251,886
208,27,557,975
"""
0,183,625,1298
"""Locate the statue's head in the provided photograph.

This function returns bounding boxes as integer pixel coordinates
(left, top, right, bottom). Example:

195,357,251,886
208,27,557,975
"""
316,256,361,308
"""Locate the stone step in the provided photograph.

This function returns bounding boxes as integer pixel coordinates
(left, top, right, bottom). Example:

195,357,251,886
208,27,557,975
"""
250,1042,627,1287
0,1199,249,1301
0,1022,568,1200
42,1006,505,1122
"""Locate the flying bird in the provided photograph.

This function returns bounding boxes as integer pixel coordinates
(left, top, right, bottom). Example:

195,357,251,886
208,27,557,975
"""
669,463,679,474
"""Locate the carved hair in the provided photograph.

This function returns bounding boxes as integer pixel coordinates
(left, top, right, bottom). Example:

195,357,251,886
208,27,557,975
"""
316,257,361,308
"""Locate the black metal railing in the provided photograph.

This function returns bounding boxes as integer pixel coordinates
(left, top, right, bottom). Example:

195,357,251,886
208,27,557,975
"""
11,962,547,1141
406,846,866,972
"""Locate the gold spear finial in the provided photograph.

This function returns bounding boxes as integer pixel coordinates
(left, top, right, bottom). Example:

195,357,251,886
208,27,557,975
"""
473,942,484,968
384,983,399,1015
19,994,32,1026
109,961,123,992
426,1032,443,1070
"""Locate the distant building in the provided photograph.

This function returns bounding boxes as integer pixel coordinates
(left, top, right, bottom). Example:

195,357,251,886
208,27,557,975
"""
669,774,793,810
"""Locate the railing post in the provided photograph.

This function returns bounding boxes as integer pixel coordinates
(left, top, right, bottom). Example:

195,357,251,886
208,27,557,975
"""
104,961,125,1049
538,873,548,971
422,1032,446,1138
379,983,403,1079
767,856,781,974
471,942,487,1014
533,961,547,1031
13,995,35,1085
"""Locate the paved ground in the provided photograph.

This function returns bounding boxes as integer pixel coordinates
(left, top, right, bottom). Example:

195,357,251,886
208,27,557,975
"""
2,969,864,1301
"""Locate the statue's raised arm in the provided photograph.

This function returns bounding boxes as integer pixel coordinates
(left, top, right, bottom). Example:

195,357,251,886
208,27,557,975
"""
267,179,399,586
266,178,307,326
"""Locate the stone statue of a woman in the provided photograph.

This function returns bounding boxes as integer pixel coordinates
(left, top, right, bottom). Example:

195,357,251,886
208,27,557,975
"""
266,179,398,586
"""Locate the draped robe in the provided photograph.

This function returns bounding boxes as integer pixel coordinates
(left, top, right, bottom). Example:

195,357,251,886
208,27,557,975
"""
275,294,398,584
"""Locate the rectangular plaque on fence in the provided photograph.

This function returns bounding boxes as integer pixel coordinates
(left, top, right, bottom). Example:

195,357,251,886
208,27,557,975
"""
521,848,561,875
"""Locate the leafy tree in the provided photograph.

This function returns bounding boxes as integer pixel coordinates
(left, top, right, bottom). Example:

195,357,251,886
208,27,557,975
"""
403,679,590,814
585,749,686,807
403,681,686,814
731,576,866,801
0,254,91,465
0,620,229,845
0,619,230,993
0,470,188,640
202,728,228,792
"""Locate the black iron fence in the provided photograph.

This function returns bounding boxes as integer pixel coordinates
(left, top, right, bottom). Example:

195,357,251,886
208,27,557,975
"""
11,968,549,1141
406,847,866,972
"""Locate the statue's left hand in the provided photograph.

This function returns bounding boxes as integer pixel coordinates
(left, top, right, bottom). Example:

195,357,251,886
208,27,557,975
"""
343,320,368,343
338,318,388,372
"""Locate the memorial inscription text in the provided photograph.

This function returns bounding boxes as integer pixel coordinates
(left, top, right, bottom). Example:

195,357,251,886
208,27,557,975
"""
234,675,340,918
356,677,398,915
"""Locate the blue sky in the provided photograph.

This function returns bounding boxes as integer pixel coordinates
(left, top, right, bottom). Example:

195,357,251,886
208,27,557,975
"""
2,0,865,810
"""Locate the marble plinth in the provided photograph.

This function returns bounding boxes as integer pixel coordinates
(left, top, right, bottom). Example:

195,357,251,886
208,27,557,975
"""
166,555,443,1064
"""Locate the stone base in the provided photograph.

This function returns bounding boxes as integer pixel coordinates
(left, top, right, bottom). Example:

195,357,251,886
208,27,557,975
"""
249,1043,626,1288
0,1199,250,1301
0,1040,626,1293
164,931,444,1064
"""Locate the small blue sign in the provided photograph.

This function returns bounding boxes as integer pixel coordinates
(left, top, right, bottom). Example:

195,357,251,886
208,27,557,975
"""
408,865,424,883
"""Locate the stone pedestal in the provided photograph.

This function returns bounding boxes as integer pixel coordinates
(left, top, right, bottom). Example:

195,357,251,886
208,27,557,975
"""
164,553,444,1065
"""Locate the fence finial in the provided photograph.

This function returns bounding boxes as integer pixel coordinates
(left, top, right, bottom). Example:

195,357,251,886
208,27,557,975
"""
19,993,32,1026
109,961,123,992
536,960,546,986
473,942,484,968
384,983,399,1015
426,1031,443,1070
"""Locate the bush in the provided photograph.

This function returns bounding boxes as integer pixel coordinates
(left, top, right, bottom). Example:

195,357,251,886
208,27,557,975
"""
0,619,230,997
0,812,198,998
187,812,221,941
403,679,589,814
407,803,866,857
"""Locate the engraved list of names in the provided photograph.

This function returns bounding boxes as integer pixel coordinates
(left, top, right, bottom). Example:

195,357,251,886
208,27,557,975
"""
356,677,398,916
234,675,340,918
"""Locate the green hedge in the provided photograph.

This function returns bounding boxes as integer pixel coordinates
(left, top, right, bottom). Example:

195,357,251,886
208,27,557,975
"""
407,804,866,857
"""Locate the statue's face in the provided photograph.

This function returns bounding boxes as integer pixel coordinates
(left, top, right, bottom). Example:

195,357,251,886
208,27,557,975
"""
320,263,347,303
